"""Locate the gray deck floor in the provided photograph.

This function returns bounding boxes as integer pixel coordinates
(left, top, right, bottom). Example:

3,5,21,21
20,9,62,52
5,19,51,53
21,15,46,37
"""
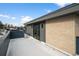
6,34,68,56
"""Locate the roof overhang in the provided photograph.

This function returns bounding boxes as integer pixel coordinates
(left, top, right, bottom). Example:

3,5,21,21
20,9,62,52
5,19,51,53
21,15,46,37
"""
25,3,79,25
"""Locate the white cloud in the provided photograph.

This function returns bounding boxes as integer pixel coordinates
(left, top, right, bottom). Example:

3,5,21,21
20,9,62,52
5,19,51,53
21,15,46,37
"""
0,14,16,20
21,16,33,26
12,23,18,26
11,17,16,19
0,14,18,26
0,14,10,19
44,9,52,13
56,3,71,7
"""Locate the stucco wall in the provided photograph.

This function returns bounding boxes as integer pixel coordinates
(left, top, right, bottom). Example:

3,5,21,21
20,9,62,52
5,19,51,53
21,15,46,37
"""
46,14,76,55
26,25,33,36
40,22,45,42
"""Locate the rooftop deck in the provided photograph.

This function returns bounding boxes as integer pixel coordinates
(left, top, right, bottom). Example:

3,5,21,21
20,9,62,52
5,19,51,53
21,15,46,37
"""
0,30,70,56
6,34,68,56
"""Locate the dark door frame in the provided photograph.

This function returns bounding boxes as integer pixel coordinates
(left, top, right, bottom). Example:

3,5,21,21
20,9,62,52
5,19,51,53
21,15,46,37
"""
76,37,79,55
33,23,40,40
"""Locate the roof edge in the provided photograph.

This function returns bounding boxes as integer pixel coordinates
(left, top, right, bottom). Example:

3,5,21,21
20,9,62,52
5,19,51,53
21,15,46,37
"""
25,3,79,25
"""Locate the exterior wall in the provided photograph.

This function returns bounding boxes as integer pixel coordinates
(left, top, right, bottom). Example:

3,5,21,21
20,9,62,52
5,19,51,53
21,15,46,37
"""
40,22,45,42
75,14,79,54
75,14,79,36
26,25,33,36
46,14,76,55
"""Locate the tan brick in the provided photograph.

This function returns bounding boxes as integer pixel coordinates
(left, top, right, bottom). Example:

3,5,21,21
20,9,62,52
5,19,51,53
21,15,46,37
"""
46,14,76,55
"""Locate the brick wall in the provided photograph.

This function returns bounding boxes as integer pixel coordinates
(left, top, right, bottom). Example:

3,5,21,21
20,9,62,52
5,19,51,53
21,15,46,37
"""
46,14,76,55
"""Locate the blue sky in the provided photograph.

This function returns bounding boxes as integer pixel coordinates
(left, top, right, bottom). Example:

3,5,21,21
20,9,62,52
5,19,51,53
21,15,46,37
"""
0,3,69,26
